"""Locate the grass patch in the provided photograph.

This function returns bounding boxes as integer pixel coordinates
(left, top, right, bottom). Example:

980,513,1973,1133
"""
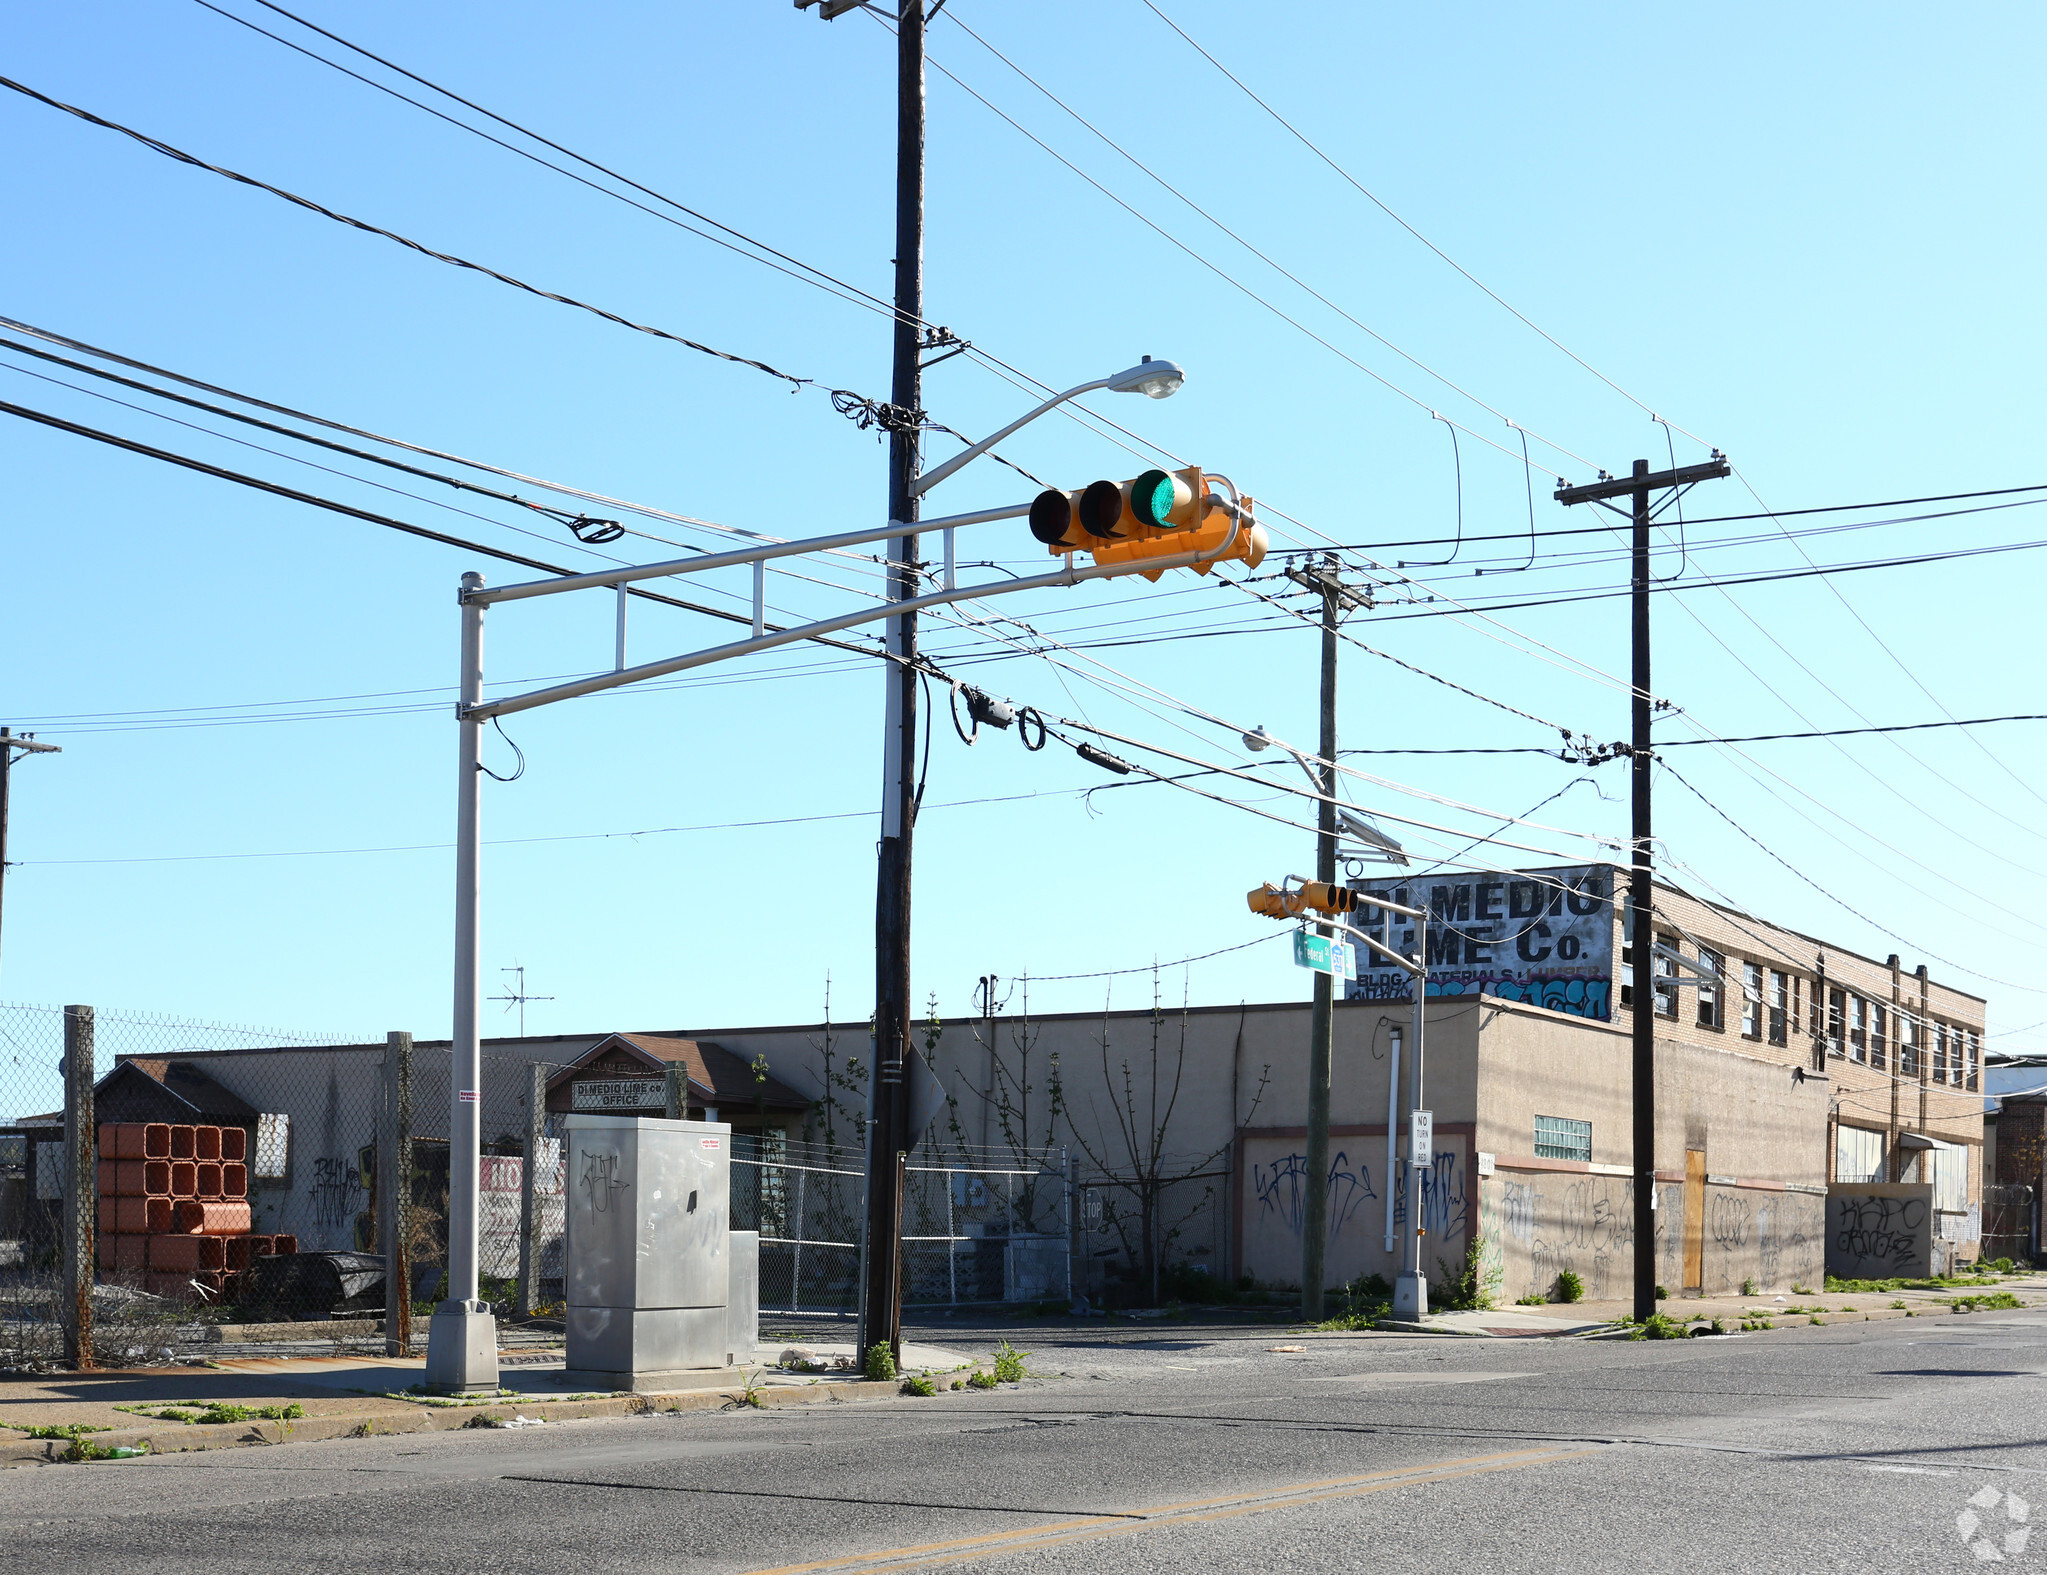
1947,1291,2024,1313
967,1371,997,1390
900,1375,936,1397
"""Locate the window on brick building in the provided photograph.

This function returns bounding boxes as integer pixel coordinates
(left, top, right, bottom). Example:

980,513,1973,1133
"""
1849,995,1868,1062
1741,963,1763,1038
1872,1003,1888,1071
1968,1031,1981,1091
1653,932,1680,1018
1900,1015,1920,1079
1933,1023,1949,1084
1827,988,1846,1058
1768,970,1789,1046
1697,948,1724,1030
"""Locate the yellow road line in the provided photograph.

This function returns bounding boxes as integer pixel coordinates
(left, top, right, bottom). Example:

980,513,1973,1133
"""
738,1444,1606,1575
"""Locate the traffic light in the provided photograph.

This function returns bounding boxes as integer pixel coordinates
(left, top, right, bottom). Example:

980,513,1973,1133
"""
1029,467,1267,579
1246,881,1359,920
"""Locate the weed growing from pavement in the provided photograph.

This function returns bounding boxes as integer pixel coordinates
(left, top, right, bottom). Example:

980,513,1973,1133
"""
901,1375,937,1397
968,1371,998,1390
991,1341,1027,1383
115,1402,304,1425
2,1420,111,1440
1947,1291,2024,1313
1741,1278,1759,1296
1556,1270,1585,1303
864,1344,897,1383
738,1369,768,1409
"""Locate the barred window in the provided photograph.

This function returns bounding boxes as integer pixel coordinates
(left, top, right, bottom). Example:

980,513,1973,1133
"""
1534,1115,1592,1164
253,1113,291,1179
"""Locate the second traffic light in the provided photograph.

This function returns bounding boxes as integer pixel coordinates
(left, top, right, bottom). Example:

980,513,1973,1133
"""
1247,881,1359,920
1029,466,1267,578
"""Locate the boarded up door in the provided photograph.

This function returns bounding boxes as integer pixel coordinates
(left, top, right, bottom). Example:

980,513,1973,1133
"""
1683,1149,1706,1290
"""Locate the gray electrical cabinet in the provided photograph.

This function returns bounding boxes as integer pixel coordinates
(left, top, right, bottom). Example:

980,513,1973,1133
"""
563,1114,735,1385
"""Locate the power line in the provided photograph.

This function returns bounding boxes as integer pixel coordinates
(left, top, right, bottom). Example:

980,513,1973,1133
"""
938,8,1593,470
880,18,1540,473
190,0,911,326
0,75,903,417
1656,760,2042,994
1136,0,1713,450
0,396,893,661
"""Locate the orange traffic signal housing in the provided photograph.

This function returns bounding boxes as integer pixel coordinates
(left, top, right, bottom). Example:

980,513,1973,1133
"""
1246,881,1357,920
1030,467,1267,578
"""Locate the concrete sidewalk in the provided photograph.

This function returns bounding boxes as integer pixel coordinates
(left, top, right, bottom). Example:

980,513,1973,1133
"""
0,1338,984,1466
1381,1270,2047,1337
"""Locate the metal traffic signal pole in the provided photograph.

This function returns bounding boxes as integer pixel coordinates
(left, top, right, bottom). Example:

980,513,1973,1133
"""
1554,454,1728,1324
862,0,925,1368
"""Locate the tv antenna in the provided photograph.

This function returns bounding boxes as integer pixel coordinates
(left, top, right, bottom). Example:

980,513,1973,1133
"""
489,965,554,1036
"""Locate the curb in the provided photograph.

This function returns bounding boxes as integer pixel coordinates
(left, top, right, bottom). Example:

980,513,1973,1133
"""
0,1369,987,1467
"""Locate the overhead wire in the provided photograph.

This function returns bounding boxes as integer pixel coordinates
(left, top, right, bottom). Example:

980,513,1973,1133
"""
1136,0,1715,450
936,8,1594,470
0,75,911,425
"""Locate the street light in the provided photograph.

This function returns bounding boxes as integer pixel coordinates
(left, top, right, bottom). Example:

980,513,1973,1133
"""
911,356,1184,498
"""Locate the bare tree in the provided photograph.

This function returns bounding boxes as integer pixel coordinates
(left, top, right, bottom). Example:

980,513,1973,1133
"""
1069,973,1266,1304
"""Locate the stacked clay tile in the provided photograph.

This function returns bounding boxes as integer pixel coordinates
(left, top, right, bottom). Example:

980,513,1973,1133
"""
96,1122,296,1300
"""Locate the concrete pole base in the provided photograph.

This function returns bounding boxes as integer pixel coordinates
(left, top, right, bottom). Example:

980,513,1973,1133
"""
1392,1272,1429,1321
424,1299,500,1394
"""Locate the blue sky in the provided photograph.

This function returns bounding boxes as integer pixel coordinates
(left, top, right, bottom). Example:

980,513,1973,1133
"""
2,1,2043,1063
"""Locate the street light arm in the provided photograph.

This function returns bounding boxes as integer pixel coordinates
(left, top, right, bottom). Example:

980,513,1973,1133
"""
908,377,1111,498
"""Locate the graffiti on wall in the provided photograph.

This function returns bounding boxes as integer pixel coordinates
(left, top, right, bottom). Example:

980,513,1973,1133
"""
1828,1192,1930,1278
307,1155,366,1230
1252,1150,1378,1240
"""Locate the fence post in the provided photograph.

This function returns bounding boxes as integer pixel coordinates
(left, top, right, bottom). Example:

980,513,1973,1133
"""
61,1005,95,1370
383,1031,413,1358
517,1061,545,1318
792,1167,806,1315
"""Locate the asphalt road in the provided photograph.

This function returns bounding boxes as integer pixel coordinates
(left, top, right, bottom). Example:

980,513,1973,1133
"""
5,1309,2043,1573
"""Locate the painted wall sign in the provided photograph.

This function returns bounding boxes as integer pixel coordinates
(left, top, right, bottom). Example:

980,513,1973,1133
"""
571,1077,668,1111
1345,864,1615,1020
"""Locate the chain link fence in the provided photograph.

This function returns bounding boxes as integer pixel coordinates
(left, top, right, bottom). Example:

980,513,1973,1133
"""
732,1137,1072,1315
0,1002,588,1367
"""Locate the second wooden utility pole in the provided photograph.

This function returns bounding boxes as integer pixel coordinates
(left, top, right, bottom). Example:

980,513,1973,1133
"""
1286,556,1366,1320
1555,454,1729,1324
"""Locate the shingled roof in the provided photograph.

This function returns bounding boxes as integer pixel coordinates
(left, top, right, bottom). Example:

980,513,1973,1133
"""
545,1033,810,1113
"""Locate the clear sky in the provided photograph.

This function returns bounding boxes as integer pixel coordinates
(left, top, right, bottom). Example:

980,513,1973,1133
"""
3,1,2043,1074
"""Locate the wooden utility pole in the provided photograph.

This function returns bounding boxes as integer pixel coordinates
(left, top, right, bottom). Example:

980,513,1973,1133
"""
0,728,61,988
1555,455,1728,1323
862,0,926,1365
1284,557,1370,1319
